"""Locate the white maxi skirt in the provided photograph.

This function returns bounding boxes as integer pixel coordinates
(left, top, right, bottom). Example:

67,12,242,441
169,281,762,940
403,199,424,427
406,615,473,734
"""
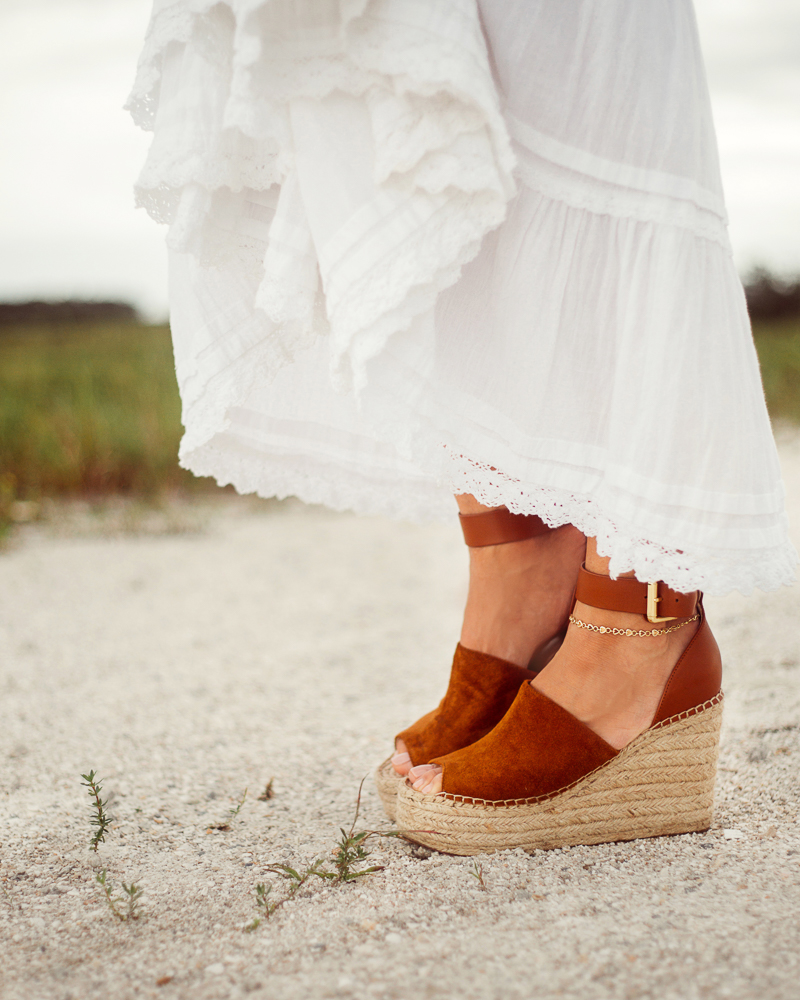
128,0,797,595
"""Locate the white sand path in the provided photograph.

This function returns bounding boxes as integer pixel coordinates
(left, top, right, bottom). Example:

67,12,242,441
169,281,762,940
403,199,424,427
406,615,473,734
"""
1,434,799,1000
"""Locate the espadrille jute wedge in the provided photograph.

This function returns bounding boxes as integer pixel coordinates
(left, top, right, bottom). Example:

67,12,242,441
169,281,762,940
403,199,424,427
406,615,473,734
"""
375,507,567,821
395,569,722,855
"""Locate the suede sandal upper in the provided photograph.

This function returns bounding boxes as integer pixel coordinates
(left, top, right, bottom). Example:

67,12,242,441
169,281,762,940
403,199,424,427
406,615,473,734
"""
428,608,722,803
430,682,618,802
396,644,537,766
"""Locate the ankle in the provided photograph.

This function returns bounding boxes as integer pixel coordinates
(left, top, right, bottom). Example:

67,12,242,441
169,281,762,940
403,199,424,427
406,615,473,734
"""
569,601,695,637
465,532,555,588
459,525,586,667
530,597,701,748
568,600,698,673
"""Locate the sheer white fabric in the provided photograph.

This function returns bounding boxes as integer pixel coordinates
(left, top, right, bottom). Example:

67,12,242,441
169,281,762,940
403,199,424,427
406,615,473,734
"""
128,0,797,595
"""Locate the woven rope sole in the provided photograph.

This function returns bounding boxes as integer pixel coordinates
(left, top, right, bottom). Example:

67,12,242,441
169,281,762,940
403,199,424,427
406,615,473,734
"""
395,697,723,856
374,757,404,822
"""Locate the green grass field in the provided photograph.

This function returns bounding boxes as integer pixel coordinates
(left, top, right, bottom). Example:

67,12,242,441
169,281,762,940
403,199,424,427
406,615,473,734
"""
0,318,797,518
751,317,800,425
0,323,203,510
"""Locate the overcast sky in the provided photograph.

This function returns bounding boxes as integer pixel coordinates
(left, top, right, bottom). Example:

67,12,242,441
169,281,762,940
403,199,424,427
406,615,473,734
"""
0,0,798,320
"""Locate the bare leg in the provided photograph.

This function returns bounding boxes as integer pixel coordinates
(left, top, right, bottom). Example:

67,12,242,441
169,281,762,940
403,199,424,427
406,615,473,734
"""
454,494,586,666
392,495,585,776
409,536,699,793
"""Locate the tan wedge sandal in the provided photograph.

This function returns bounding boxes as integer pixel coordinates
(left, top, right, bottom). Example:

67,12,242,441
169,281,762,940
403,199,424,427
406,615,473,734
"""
374,507,568,820
395,568,723,854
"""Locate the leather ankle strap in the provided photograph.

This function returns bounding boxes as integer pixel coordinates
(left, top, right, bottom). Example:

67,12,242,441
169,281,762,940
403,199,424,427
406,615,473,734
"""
458,507,552,547
575,565,698,621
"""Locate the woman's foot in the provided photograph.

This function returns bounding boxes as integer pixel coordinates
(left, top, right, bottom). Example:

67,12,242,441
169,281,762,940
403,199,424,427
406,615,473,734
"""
529,602,699,748
408,541,699,793
397,606,722,855
392,500,586,777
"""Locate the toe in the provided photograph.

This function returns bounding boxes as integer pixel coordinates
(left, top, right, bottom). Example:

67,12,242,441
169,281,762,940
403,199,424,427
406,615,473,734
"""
424,770,443,794
409,763,443,794
392,738,412,775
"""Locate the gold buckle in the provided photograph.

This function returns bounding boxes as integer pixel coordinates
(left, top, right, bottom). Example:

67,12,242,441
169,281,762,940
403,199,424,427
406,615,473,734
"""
646,582,678,623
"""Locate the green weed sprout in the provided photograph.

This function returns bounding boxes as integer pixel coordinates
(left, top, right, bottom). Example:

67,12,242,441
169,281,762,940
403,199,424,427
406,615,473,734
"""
96,870,143,921
245,780,392,931
209,787,248,831
470,860,488,891
229,788,247,819
80,770,112,851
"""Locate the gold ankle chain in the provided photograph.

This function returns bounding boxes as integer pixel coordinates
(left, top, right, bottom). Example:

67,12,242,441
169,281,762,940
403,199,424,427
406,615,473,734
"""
568,614,699,637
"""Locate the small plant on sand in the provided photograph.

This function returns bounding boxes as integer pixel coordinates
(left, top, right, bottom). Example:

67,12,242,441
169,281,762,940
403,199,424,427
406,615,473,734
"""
244,780,395,931
80,770,112,851
242,859,335,932
208,787,248,831
326,782,388,882
96,870,144,922
242,867,326,930
470,861,488,891
243,882,279,931
256,779,275,801
229,788,247,819
266,857,337,890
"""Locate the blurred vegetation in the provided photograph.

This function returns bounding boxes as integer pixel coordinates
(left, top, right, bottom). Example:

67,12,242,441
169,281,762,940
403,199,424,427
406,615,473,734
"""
0,300,139,327
0,322,217,533
752,317,800,425
0,285,798,535
744,271,800,424
744,269,800,323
